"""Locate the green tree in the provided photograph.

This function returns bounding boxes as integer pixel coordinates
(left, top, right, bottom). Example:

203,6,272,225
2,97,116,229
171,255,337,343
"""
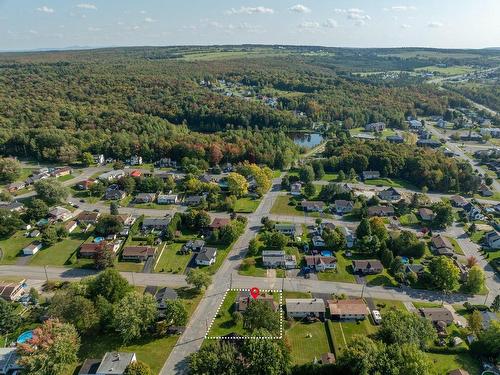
298,165,315,183
338,335,380,375
338,170,346,181
162,299,188,327
89,182,105,197
227,172,249,198
81,152,94,167
124,361,152,375
0,298,21,334
88,268,131,303
34,179,69,205
0,157,21,183
189,342,239,375
356,217,371,240
25,198,49,222
241,329,292,375
17,319,80,375
470,321,500,361
323,228,347,250
243,301,280,334
119,176,136,194
465,266,485,294
0,209,22,238
431,202,454,228
262,231,288,250
94,247,115,270
303,182,316,198
95,215,124,236
429,256,460,292
248,238,259,256
195,210,211,228
369,217,388,243
186,268,212,291
42,226,58,246
381,249,394,268
49,292,99,333
491,295,500,312
113,292,157,343
110,201,119,216
311,160,325,180
377,309,437,349
468,310,483,335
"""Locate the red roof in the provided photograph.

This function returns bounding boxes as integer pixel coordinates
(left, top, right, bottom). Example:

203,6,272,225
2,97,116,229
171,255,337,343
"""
209,218,231,229
130,170,142,177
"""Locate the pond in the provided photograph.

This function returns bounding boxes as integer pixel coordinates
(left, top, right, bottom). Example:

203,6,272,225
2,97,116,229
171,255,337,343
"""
289,132,324,148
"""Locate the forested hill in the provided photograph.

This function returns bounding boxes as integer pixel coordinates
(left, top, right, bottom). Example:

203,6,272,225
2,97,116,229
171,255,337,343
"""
0,45,496,165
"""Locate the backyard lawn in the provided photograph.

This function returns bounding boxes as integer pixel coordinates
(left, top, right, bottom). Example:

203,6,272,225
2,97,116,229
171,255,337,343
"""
371,299,406,313
238,257,267,277
447,237,465,255
29,229,91,267
399,213,420,226
329,318,377,355
270,195,304,216
155,242,192,274
426,353,480,374
286,321,332,365
363,178,417,190
234,197,261,213
365,270,398,287
0,231,33,264
317,251,356,283
57,174,76,182
207,290,246,337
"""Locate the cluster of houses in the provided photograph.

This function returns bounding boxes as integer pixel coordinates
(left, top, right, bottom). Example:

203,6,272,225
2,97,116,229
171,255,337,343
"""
6,166,73,193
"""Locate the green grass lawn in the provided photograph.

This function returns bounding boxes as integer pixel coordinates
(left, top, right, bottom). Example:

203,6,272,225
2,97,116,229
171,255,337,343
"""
234,197,261,213
415,65,476,76
317,251,356,283
207,290,246,337
426,353,480,374
365,270,398,287
270,195,304,216
329,319,377,355
447,237,465,255
272,170,282,178
371,299,406,313
205,243,234,275
286,321,331,365
29,229,92,268
474,192,500,201
0,231,33,264
364,178,417,190
133,202,173,210
399,213,420,226
469,230,484,244
283,291,312,299
154,242,192,274
238,257,267,277
412,301,443,309
57,174,75,182
320,173,339,182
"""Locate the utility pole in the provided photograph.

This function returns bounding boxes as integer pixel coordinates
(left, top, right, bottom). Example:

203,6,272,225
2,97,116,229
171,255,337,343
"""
131,271,135,286
44,265,49,284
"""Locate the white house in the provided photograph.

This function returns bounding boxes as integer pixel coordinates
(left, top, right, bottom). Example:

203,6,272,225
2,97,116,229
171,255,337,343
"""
195,247,217,266
334,200,354,214
305,256,337,272
157,194,179,205
129,155,143,165
98,170,125,182
286,298,325,319
338,226,355,248
485,231,500,249
23,242,42,255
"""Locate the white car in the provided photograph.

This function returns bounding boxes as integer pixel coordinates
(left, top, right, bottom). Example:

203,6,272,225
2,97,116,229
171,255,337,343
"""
371,309,382,324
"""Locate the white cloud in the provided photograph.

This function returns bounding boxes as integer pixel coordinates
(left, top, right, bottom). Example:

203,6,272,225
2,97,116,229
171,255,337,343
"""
225,6,274,15
37,6,54,13
298,21,320,29
388,5,417,11
144,17,156,23
323,18,338,28
87,26,101,31
28,29,38,34
428,21,443,28
401,24,411,29
334,8,370,24
140,10,147,14
77,3,97,10
289,4,311,13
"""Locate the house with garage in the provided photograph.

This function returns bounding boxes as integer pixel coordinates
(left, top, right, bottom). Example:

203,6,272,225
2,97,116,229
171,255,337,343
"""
105,188,127,201
81,351,136,375
430,235,455,256
417,139,441,148
365,122,386,132
386,135,404,144
275,223,297,236
378,187,402,202
478,183,493,197
98,170,125,182
77,211,101,225
334,200,354,214
463,203,484,221
352,259,383,274
328,298,368,320
195,247,217,266
362,170,380,180
0,201,24,212
48,206,72,222
64,220,78,233
76,179,97,190
290,182,302,196
418,208,436,221
51,166,72,177
121,246,157,262
142,217,171,232
209,218,231,231
184,195,204,206
6,181,26,193
23,242,42,255
484,230,500,249
450,195,468,208
305,255,337,272
285,298,325,319
79,241,121,258
301,200,326,212
236,291,278,312
312,235,326,248
0,279,25,301
262,250,297,269
367,206,395,217
409,119,423,130
420,307,454,325
134,193,156,204
157,194,179,205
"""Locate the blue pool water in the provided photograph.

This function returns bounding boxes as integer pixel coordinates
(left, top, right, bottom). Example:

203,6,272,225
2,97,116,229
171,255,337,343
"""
321,250,333,257
401,256,409,264
94,237,104,243
17,330,33,344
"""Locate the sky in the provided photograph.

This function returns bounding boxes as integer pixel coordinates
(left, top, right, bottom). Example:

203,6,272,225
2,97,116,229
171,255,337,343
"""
1,0,499,51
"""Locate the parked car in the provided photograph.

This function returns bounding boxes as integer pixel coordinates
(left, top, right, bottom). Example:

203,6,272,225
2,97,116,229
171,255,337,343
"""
371,310,382,324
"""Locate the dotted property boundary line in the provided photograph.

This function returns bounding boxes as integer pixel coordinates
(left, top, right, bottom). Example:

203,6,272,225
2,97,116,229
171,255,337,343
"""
205,288,284,340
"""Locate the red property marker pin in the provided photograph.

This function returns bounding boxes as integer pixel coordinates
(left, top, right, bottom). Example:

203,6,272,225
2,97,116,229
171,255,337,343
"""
250,287,260,299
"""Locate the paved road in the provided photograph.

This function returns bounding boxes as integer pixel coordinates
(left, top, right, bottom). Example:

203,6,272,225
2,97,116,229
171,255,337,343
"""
159,175,284,374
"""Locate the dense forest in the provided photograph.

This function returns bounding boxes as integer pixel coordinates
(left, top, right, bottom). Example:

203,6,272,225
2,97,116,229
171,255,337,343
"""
0,45,497,165
323,137,481,193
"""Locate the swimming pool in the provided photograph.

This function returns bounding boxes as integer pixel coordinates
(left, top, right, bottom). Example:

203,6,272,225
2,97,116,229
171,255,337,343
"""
321,250,333,257
94,237,104,243
17,330,33,344
401,256,409,264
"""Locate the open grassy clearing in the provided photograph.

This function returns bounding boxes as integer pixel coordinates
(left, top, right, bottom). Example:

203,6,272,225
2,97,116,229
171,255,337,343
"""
234,197,261,213
446,236,465,255
0,231,34,264
270,195,304,216
363,177,418,190
154,242,192,274
399,213,420,226
286,321,331,365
